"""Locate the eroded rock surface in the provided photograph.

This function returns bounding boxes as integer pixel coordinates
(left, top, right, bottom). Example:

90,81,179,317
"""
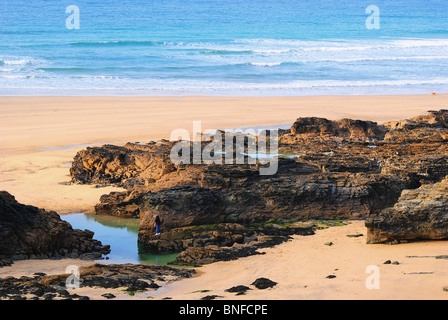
365,178,448,244
68,110,448,257
290,117,387,141
0,191,110,266
140,222,314,265
0,263,195,300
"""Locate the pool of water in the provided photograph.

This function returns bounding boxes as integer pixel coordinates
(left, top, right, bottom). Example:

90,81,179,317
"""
61,213,178,266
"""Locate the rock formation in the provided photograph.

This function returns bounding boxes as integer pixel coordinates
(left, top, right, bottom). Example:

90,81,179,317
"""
140,222,314,265
70,141,176,187
0,263,195,300
365,177,448,244
68,109,448,258
290,117,387,141
0,191,110,266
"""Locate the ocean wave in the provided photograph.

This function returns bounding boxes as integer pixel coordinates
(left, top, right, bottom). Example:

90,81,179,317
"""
70,40,172,47
2,37,448,96
391,39,448,48
2,77,448,92
38,67,93,73
249,62,283,67
301,55,448,63
0,75,51,79
200,49,254,55
0,56,46,66
63,38,448,59
235,38,448,52
151,78,448,91
232,56,448,65
252,49,292,55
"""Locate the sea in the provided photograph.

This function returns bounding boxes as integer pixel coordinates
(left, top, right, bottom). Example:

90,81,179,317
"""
1,0,448,96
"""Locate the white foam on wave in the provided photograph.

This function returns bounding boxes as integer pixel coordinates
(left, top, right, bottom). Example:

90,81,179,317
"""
237,37,448,48
4,76,448,94
391,39,448,48
249,62,283,67
0,56,46,66
2,38,448,96
179,37,448,68
304,55,448,63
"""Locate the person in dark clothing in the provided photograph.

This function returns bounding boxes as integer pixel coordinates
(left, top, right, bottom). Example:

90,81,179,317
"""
154,215,161,235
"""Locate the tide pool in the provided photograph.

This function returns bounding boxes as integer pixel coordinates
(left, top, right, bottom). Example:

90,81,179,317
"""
61,213,178,266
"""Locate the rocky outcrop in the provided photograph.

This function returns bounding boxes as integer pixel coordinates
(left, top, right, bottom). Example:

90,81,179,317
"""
0,263,195,300
365,178,448,244
68,110,448,254
94,190,146,218
290,117,387,141
70,141,176,187
0,191,110,265
383,109,448,143
384,109,448,131
139,222,314,265
136,172,410,237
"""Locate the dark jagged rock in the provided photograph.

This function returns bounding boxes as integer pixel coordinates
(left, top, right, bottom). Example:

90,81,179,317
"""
201,295,223,300
384,109,448,130
225,285,251,294
290,117,387,142
174,245,262,266
94,190,146,218
0,191,110,265
70,142,176,187
0,275,88,300
365,178,448,244
382,109,448,144
0,263,195,300
140,186,225,231
251,278,277,289
136,171,410,240
101,293,116,299
40,263,195,290
141,222,314,265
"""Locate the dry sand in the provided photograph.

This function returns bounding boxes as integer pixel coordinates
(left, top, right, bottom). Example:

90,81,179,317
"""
2,95,448,154
1,94,448,300
1,221,448,300
151,221,448,300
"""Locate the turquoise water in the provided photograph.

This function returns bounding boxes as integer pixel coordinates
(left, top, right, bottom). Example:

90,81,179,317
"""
61,213,178,265
1,0,448,95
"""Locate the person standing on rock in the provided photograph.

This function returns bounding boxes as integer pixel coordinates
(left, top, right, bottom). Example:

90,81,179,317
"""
154,215,162,235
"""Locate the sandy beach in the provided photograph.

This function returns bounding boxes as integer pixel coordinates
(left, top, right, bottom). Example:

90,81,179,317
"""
1,221,448,300
151,220,448,300
1,94,448,213
1,94,448,300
